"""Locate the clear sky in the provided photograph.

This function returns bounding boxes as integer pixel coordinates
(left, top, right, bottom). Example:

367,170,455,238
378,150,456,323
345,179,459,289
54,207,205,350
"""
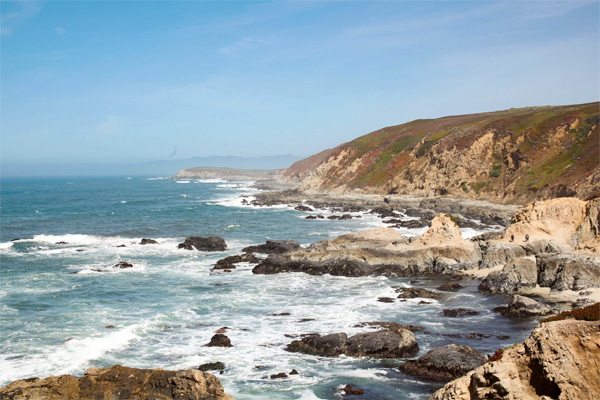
1,0,599,168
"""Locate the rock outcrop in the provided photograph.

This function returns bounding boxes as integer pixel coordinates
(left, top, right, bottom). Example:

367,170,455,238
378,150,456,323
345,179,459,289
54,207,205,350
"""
242,240,301,255
286,329,418,358
501,295,554,318
428,319,600,400
0,365,234,400
178,236,227,251
253,215,481,277
399,344,487,381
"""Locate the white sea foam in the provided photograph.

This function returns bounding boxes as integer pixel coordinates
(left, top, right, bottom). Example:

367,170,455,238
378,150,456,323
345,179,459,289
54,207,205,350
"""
0,322,147,384
147,177,167,180
176,180,190,184
0,242,14,250
195,178,227,183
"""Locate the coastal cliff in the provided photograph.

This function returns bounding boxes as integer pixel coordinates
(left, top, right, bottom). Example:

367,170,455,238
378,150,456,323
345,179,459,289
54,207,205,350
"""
279,102,599,203
428,317,600,400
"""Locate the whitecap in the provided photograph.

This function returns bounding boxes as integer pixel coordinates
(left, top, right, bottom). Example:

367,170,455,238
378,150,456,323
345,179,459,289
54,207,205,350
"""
176,180,190,184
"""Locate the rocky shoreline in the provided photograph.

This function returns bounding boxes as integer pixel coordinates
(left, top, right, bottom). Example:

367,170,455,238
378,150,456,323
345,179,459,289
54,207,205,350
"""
3,192,599,399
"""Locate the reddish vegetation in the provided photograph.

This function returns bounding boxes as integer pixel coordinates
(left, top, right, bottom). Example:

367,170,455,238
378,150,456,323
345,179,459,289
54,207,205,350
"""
488,348,504,362
542,303,600,323
282,102,600,203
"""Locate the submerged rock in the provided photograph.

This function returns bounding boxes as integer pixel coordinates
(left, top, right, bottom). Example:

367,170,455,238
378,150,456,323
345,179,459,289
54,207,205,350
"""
442,309,480,317
437,281,463,292
399,344,487,381
178,236,227,251
199,362,225,374
355,321,425,332
0,365,234,400
214,253,260,270
113,261,133,269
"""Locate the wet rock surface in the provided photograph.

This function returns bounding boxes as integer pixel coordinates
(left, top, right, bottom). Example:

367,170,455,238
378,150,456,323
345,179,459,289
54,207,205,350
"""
242,240,301,255
205,334,232,347
286,329,418,358
399,344,487,381
178,236,227,251
442,309,480,317
396,287,442,299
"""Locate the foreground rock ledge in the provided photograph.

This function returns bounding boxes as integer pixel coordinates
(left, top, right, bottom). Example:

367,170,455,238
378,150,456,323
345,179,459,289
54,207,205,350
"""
428,319,600,400
0,365,234,400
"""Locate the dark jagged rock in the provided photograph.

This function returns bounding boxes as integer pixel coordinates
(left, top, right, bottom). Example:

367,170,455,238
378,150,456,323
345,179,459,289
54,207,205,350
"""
369,207,401,218
501,295,553,318
443,309,480,317
355,321,425,332
214,253,260,270
116,244,127,248
305,215,317,220
286,329,418,358
178,236,227,251
298,318,315,322
342,384,364,395
205,334,232,347
113,261,133,269
140,238,158,245
0,365,233,400
199,362,225,374
346,330,419,358
273,312,291,316
377,297,395,303
242,240,301,255
396,287,442,300
437,281,463,291
289,369,298,375
294,205,313,212
286,333,348,357
55,241,68,245
253,256,373,277
270,373,288,379
399,344,487,381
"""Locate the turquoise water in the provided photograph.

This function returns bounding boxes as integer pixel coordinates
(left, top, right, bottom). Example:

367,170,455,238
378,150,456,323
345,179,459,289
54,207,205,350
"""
0,177,536,399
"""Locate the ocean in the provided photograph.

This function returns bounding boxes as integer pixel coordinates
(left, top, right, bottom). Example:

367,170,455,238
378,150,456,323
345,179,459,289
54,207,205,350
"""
0,176,537,399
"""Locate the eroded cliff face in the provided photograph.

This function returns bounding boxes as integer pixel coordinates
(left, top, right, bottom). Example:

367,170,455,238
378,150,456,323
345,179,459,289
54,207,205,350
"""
279,103,600,203
428,319,600,400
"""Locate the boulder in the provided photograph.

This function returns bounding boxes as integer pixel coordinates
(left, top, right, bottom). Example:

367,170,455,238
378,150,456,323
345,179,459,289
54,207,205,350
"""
502,295,553,318
397,287,442,299
346,329,419,358
113,261,133,269
199,362,225,374
478,256,538,294
214,254,260,270
253,256,373,277
437,281,463,292
286,333,348,357
399,344,487,381
536,253,600,291
286,330,418,358
140,238,158,245
242,240,301,255
0,365,233,400
205,334,232,347
294,205,313,212
178,236,227,251
443,309,480,317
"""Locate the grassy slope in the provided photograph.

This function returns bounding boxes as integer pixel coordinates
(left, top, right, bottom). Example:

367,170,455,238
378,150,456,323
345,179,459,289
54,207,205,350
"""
287,102,599,202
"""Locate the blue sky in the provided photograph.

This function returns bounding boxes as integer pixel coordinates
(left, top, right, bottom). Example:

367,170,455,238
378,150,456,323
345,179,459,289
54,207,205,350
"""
1,0,599,168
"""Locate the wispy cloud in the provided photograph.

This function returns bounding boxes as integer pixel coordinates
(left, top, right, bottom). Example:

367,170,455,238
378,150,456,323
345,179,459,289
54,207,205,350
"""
95,115,127,136
518,0,596,20
218,37,272,57
1,0,42,36
55,26,66,35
